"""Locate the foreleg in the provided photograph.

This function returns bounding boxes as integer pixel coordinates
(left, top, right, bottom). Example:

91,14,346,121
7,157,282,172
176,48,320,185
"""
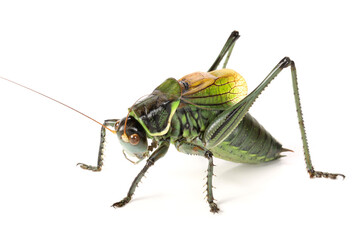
112,140,170,208
77,119,118,172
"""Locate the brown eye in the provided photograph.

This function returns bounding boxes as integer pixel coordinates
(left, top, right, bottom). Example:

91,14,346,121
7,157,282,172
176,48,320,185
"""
115,120,121,131
130,134,140,145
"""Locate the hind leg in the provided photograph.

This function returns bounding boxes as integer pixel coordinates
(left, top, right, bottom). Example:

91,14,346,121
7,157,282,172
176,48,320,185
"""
204,57,345,179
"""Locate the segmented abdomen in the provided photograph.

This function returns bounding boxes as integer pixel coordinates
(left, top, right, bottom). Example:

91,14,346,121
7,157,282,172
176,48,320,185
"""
210,113,285,163
168,106,285,163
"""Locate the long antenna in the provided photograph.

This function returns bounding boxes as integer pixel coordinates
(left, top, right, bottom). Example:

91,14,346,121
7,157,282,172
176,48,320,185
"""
0,75,116,134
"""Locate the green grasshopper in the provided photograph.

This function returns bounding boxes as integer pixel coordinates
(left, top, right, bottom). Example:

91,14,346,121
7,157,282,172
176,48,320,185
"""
1,31,344,213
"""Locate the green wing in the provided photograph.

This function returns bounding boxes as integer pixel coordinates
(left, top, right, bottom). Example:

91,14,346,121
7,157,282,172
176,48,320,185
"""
178,69,247,110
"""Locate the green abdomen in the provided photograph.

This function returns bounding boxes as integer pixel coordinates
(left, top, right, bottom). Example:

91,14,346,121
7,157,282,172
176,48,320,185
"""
169,107,284,164
211,113,284,163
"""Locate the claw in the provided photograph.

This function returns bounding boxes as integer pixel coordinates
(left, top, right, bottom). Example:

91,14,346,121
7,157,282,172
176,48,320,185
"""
77,163,87,169
77,163,101,172
332,173,346,180
112,197,131,208
209,202,220,213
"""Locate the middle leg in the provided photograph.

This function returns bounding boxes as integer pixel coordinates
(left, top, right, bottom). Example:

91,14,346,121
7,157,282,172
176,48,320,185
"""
175,140,219,213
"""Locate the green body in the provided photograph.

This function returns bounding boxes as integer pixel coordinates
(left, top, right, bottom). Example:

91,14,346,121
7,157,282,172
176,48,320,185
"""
77,31,344,213
129,71,284,164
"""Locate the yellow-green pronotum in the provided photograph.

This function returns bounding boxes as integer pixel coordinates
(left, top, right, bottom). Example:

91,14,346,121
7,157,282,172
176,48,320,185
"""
1,31,344,213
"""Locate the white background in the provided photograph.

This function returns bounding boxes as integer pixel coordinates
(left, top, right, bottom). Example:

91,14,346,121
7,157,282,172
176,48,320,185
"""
0,1,359,239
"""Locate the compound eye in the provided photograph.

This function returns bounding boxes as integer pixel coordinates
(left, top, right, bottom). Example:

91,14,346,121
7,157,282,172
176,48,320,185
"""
129,134,140,145
115,120,121,131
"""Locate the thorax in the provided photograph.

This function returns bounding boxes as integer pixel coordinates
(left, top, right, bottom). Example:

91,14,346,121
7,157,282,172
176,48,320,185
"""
166,106,221,143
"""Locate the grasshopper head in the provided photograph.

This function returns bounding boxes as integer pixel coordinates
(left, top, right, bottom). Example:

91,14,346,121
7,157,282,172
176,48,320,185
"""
115,116,148,160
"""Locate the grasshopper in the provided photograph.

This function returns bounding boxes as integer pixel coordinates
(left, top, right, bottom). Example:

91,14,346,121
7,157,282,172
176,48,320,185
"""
1,31,344,213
